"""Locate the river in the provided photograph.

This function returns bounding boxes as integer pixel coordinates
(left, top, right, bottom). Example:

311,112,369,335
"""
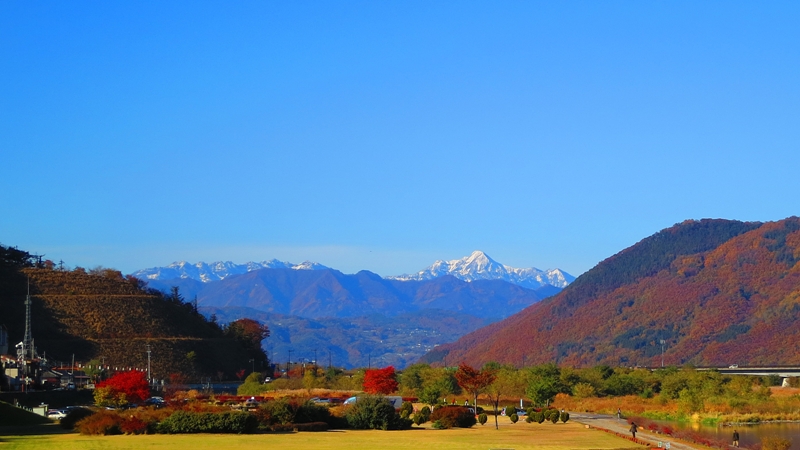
662,421,800,449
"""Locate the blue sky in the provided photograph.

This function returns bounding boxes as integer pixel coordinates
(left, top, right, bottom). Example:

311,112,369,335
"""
2,1,799,277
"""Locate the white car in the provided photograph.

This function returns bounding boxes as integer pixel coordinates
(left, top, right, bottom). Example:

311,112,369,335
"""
46,409,67,420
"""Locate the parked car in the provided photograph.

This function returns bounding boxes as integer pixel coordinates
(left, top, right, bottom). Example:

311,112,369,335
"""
46,409,68,420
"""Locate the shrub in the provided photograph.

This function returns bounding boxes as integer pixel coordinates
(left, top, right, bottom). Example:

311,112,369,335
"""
509,413,519,423
413,414,425,426
345,395,411,430
549,410,559,424
399,401,413,418
560,411,570,423
119,416,149,435
157,411,258,434
478,413,488,425
532,411,545,423
76,410,122,435
420,406,431,420
60,408,95,430
429,406,477,429
762,437,792,450
294,401,333,424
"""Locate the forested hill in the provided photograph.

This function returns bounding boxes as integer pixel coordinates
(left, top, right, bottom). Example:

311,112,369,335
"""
422,218,800,368
0,245,263,378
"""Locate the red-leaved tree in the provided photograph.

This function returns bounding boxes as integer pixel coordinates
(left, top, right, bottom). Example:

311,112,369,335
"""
95,371,150,406
454,363,496,408
363,366,398,395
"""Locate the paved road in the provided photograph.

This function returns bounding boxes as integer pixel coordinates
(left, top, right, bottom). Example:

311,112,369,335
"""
570,412,699,450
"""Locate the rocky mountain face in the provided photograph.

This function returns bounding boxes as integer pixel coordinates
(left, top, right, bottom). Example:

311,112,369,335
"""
388,250,574,289
422,218,800,368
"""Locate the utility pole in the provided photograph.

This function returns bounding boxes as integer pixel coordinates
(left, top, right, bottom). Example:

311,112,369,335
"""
287,350,292,377
659,340,666,367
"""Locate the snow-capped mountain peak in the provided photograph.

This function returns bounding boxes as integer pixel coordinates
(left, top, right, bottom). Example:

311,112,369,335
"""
131,259,329,283
388,251,574,290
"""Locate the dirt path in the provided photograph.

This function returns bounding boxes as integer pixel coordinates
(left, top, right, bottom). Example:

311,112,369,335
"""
570,412,700,450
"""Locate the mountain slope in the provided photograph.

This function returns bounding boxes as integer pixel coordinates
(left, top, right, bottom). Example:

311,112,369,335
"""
421,218,800,368
146,268,553,320
389,250,574,289
0,246,259,378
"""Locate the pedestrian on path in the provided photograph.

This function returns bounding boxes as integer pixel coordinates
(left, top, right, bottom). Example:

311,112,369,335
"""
630,422,638,440
617,408,621,420
732,430,740,448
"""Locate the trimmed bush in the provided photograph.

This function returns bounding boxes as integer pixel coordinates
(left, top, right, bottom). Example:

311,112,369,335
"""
399,401,413,418
549,410,559,424
560,411,570,423
509,413,519,423
345,395,411,430
533,411,545,423
478,413,488,425
429,406,477,429
157,411,258,434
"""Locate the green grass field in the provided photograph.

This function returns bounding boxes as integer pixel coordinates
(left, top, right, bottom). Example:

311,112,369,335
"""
0,422,644,450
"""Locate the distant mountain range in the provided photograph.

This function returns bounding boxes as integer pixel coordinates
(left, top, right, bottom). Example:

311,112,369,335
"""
133,251,573,290
424,218,800,368
131,252,571,368
388,250,574,289
132,259,329,283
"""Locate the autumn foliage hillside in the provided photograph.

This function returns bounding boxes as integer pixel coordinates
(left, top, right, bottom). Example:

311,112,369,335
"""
0,250,258,377
426,218,800,368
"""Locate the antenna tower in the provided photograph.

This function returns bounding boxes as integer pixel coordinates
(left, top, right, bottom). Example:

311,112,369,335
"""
22,278,34,360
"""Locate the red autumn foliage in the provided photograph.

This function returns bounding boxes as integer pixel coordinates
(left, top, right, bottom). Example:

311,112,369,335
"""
97,370,150,404
363,366,398,395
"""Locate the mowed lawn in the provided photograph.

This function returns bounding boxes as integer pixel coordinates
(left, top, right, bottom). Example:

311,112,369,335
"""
1,422,644,450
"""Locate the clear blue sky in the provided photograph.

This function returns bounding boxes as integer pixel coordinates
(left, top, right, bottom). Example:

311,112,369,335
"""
2,1,799,277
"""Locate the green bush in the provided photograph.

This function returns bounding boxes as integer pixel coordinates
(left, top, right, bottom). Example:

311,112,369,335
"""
400,401,413,418
560,411,570,423
157,411,258,434
478,413,488,425
533,411,545,423
429,406,477,429
509,413,519,423
345,395,411,430
549,410,559,424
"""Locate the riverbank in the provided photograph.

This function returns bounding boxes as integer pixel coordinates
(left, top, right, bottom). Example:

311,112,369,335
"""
553,387,800,427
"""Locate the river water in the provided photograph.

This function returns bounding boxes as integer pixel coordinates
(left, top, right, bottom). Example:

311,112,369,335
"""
663,421,800,449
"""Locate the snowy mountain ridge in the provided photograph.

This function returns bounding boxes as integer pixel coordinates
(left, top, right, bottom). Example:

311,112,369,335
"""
387,250,574,289
131,259,329,283
132,251,573,290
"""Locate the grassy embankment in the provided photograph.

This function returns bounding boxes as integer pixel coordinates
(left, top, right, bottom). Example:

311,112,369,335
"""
0,421,644,450
553,387,800,425
0,401,52,427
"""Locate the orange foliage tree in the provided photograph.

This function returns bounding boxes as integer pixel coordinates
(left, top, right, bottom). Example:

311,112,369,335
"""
454,363,496,408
